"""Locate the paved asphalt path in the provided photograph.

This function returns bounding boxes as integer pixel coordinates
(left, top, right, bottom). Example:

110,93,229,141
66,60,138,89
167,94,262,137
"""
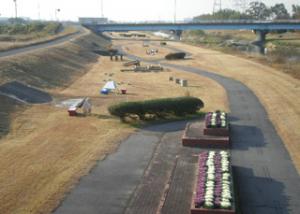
0,28,83,58
164,63,300,214
53,130,163,214
53,47,300,214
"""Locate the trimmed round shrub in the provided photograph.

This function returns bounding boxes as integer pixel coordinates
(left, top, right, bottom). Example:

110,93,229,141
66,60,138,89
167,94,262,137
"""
165,52,186,60
108,96,204,120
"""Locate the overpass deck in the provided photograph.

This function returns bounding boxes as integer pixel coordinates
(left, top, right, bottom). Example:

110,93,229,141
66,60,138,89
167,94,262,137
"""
85,20,300,32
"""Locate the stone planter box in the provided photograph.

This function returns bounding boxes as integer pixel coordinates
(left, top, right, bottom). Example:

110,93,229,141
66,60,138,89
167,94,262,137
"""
182,122,230,148
190,206,235,214
203,125,230,137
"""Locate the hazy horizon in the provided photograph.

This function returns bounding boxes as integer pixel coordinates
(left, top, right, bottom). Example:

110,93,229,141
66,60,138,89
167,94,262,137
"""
0,0,299,22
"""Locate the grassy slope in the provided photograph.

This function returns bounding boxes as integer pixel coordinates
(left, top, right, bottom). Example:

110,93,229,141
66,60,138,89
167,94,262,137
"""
0,31,110,140
0,31,113,213
0,32,110,88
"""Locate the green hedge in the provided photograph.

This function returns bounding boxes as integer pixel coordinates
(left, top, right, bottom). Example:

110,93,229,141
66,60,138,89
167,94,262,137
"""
108,96,204,120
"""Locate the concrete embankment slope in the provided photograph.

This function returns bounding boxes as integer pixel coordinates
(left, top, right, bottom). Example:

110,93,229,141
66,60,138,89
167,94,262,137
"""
0,32,110,88
0,31,111,138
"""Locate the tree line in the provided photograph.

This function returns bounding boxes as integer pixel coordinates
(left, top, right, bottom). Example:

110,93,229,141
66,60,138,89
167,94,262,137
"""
194,1,300,21
0,22,61,35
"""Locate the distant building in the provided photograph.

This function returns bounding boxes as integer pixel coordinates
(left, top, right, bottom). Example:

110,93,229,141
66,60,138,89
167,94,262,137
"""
183,18,193,23
78,17,108,25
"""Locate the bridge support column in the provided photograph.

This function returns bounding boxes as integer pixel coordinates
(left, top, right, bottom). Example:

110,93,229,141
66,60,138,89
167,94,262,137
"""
253,30,269,54
173,30,183,40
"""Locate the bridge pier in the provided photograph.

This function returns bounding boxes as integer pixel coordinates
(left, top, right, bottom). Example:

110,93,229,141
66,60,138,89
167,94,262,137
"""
253,30,269,54
175,30,183,40
170,30,183,40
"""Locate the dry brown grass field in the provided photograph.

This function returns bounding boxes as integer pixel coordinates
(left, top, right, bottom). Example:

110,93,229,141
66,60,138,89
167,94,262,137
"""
2,29,299,214
0,33,228,214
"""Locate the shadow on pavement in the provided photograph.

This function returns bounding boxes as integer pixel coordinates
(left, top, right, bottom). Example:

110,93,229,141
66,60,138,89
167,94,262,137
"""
234,166,289,214
142,120,189,133
230,124,266,150
228,115,240,122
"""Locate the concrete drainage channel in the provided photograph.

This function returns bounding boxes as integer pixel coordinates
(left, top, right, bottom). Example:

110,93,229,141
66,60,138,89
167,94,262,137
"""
0,81,52,104
0,81,52,138
53,46,300,214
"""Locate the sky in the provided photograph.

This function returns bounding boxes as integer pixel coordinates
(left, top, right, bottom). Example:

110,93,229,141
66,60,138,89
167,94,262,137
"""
0,0,299,22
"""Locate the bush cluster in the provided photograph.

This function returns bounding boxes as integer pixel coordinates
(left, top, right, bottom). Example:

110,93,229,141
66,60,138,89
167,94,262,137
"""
108,96,204,120
165,52,186,60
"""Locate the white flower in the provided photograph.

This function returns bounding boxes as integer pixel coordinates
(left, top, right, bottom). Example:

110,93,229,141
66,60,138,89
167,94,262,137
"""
207,182,214,187
204,201,214,207
205,194,213,199
220,201,231,209
207,174,215,180
222,194,232,200
222,181,230,187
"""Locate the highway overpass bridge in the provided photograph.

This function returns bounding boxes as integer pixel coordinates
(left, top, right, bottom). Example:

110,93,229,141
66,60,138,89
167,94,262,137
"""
84,20,300,53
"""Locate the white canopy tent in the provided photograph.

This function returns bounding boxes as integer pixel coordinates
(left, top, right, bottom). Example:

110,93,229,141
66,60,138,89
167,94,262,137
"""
103,81,117,90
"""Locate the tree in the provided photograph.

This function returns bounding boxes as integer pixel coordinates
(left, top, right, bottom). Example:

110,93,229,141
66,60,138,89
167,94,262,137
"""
193,9,249,21
270,4,290,19
246,1,271,20
292,5,300,19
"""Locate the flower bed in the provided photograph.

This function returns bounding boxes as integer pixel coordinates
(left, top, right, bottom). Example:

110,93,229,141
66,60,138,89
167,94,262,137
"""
204,111,229,137
205,111,227,129
191,151,235,214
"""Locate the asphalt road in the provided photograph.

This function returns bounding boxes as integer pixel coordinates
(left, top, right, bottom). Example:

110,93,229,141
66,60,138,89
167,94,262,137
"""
53,45,300,214
0,27,83,58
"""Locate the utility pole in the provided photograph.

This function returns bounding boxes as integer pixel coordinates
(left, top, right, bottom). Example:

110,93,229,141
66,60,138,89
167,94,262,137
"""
101,0,104,17
213,0,222,14
174,0,177,23
37,2,41,20
55,8,60,21
13,0,18,20
233,0,248,13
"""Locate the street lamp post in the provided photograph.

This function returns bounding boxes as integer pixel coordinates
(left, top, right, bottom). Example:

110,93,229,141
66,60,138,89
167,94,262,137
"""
174,0,177,23
37,2,41,20
55,8,60,21
101,0,104,17
13,0,18,20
